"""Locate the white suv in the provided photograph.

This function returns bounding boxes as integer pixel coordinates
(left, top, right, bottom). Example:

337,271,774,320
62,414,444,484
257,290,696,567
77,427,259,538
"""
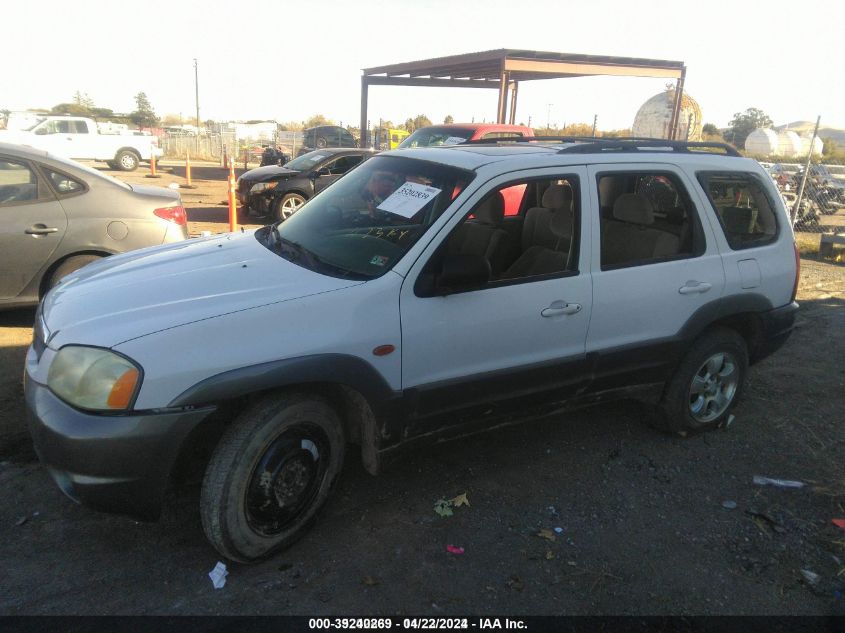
25,138,799,562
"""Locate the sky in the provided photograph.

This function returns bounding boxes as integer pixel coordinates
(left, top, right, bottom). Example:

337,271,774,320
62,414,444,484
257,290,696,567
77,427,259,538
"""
4,0,844,131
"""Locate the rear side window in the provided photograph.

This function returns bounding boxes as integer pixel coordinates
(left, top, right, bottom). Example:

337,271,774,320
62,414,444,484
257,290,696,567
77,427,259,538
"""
44,168,85,195
698,172,778,250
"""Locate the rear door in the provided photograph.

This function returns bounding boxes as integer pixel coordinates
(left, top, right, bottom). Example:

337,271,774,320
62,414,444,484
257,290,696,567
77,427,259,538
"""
584,163,725,391
0,157,68,299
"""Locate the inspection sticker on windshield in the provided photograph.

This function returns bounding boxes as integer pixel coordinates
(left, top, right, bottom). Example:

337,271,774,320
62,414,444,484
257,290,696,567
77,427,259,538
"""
377,182,441,218
443,136,467,145
370,255,389,267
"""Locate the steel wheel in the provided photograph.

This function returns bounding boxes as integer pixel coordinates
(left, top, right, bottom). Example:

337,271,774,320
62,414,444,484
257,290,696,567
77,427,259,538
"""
688,352,739,423
245,423,331,536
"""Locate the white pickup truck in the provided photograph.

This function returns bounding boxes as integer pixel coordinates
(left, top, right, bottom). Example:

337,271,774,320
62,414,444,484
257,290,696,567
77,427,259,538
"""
0,116,160,171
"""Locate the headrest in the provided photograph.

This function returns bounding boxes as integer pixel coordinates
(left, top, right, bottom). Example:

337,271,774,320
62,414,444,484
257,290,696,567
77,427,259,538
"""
542,183,573,210
613,193,654,225
474,193,504,225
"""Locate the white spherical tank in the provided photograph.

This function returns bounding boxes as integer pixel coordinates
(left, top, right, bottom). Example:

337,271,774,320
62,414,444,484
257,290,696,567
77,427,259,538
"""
632,90,703,140
799,135,823,156
777,131,803,157
745,128,780,155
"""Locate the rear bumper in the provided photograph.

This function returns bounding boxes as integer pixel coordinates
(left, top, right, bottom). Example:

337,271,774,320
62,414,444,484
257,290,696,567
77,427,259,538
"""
25,374,214,520
752,301,799,363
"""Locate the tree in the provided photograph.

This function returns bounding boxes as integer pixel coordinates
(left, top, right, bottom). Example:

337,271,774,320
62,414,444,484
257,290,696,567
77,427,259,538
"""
413,115,432,131
443,114,454,124
304,114,333,128
130,92,158,128
73,91,94,109
702,123,720,136
51,103,91,116
724,108,772,148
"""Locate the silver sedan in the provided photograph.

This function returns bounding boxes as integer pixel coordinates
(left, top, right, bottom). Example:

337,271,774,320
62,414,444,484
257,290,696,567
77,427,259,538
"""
0,142,188,310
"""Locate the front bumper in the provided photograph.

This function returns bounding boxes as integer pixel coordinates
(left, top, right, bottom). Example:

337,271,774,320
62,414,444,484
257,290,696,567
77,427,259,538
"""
25,373,214,520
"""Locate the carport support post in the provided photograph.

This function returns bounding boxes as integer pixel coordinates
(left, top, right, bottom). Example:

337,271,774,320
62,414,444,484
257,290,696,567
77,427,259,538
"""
496,70,509,124
360,76,369,148
667,68,686,140
508,81,518,125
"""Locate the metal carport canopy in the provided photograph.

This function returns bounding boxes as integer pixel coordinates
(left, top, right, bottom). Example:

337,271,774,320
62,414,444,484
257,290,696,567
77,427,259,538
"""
360,49,687,140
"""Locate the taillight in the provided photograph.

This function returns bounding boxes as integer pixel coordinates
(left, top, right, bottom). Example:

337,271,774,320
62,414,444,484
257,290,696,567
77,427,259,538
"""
791,241,800,302
154,205,186,225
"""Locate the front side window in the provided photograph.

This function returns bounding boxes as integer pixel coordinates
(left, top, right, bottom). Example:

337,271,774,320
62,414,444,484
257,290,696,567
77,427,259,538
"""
284,151,332,172
698,172,779,249
598,171,701,269
416,176,580,294
0,159,39,204
324,155,363,175
257,155,474,280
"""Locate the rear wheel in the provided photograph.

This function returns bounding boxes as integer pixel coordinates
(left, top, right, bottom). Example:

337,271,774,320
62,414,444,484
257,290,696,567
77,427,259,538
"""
115,150,140,171
200,392,345,562
652,327,748,434
48,254,103,290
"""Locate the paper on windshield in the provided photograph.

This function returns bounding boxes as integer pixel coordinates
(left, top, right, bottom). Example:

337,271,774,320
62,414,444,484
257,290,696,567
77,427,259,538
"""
307,154,326,162
377,182,442,219
443,136,467,146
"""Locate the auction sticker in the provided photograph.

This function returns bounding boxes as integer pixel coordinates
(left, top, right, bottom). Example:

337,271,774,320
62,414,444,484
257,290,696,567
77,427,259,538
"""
377,182,441,218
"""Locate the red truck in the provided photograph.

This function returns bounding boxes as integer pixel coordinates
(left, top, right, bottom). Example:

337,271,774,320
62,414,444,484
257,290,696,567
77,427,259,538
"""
398,123,534,215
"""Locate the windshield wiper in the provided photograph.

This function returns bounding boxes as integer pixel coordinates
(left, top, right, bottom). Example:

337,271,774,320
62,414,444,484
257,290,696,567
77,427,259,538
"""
275,234,371,280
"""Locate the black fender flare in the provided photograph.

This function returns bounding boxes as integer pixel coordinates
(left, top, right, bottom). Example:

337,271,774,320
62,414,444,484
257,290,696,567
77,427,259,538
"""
168,353,397,410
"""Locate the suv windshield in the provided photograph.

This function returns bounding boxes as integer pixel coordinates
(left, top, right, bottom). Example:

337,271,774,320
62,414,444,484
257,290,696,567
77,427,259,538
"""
398,127,473,149
283,151,333,171
257,155,474,279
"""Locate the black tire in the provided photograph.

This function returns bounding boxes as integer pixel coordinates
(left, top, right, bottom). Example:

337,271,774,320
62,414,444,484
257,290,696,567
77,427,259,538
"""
200,392,345,563
652,327,748,434
114,150,140,171
273,193,306,222
48,254,103,290
106,160,119,170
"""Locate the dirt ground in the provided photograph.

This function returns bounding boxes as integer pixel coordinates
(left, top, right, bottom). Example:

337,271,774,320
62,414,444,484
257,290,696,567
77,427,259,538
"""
0,163,843,615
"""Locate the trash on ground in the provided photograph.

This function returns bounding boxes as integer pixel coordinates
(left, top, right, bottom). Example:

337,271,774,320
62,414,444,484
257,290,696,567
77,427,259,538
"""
536,529,557,542
434,499,453,517
554,526,564,534
450,492,470,508
722,500,738,510
752,475,806,489
545,550,555,560
446,545,465,555
726,414,735,428
208,561,228,589
15,516,27,526
832,519,845,532
800,569,820,586
168,182,180,189
362,575,379,586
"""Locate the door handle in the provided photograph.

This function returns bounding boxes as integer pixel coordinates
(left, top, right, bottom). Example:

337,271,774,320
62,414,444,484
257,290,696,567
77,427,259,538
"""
679,281,712,295
26,226,59,235
541,300,582,317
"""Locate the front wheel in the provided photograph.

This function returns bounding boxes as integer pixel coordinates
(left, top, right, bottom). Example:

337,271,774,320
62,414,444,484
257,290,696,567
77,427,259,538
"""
652,327,748,434
273,193,306,222
200,393,345,562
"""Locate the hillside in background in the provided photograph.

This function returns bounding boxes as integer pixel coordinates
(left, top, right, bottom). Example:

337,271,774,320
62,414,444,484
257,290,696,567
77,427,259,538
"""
775,121,845,144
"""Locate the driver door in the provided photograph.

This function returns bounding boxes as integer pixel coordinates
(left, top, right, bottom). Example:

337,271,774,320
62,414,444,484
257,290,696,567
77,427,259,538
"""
313,155,365,195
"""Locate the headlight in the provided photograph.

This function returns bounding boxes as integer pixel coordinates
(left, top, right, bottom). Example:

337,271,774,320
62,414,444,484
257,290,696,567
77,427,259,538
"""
48,346,142,411
250,181,279,194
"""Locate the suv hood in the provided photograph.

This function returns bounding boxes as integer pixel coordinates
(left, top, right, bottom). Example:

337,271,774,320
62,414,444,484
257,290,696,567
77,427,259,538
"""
41,231,363,349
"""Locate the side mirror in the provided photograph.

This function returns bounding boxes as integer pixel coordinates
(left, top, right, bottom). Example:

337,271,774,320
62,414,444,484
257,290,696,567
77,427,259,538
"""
436,253,490,294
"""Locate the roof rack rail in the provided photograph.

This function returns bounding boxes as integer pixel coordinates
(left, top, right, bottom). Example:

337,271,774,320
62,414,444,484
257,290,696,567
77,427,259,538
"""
463,135,741,157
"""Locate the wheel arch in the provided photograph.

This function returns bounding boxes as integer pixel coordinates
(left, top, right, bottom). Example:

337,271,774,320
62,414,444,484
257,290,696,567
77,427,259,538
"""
167,354,398,480
677,294,772,363
39,249,114,298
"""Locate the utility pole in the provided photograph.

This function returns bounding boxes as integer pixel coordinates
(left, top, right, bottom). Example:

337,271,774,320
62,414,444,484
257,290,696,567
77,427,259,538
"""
194,58,200,150
591,115,598,137
547,103,553,132
793,115,821,227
